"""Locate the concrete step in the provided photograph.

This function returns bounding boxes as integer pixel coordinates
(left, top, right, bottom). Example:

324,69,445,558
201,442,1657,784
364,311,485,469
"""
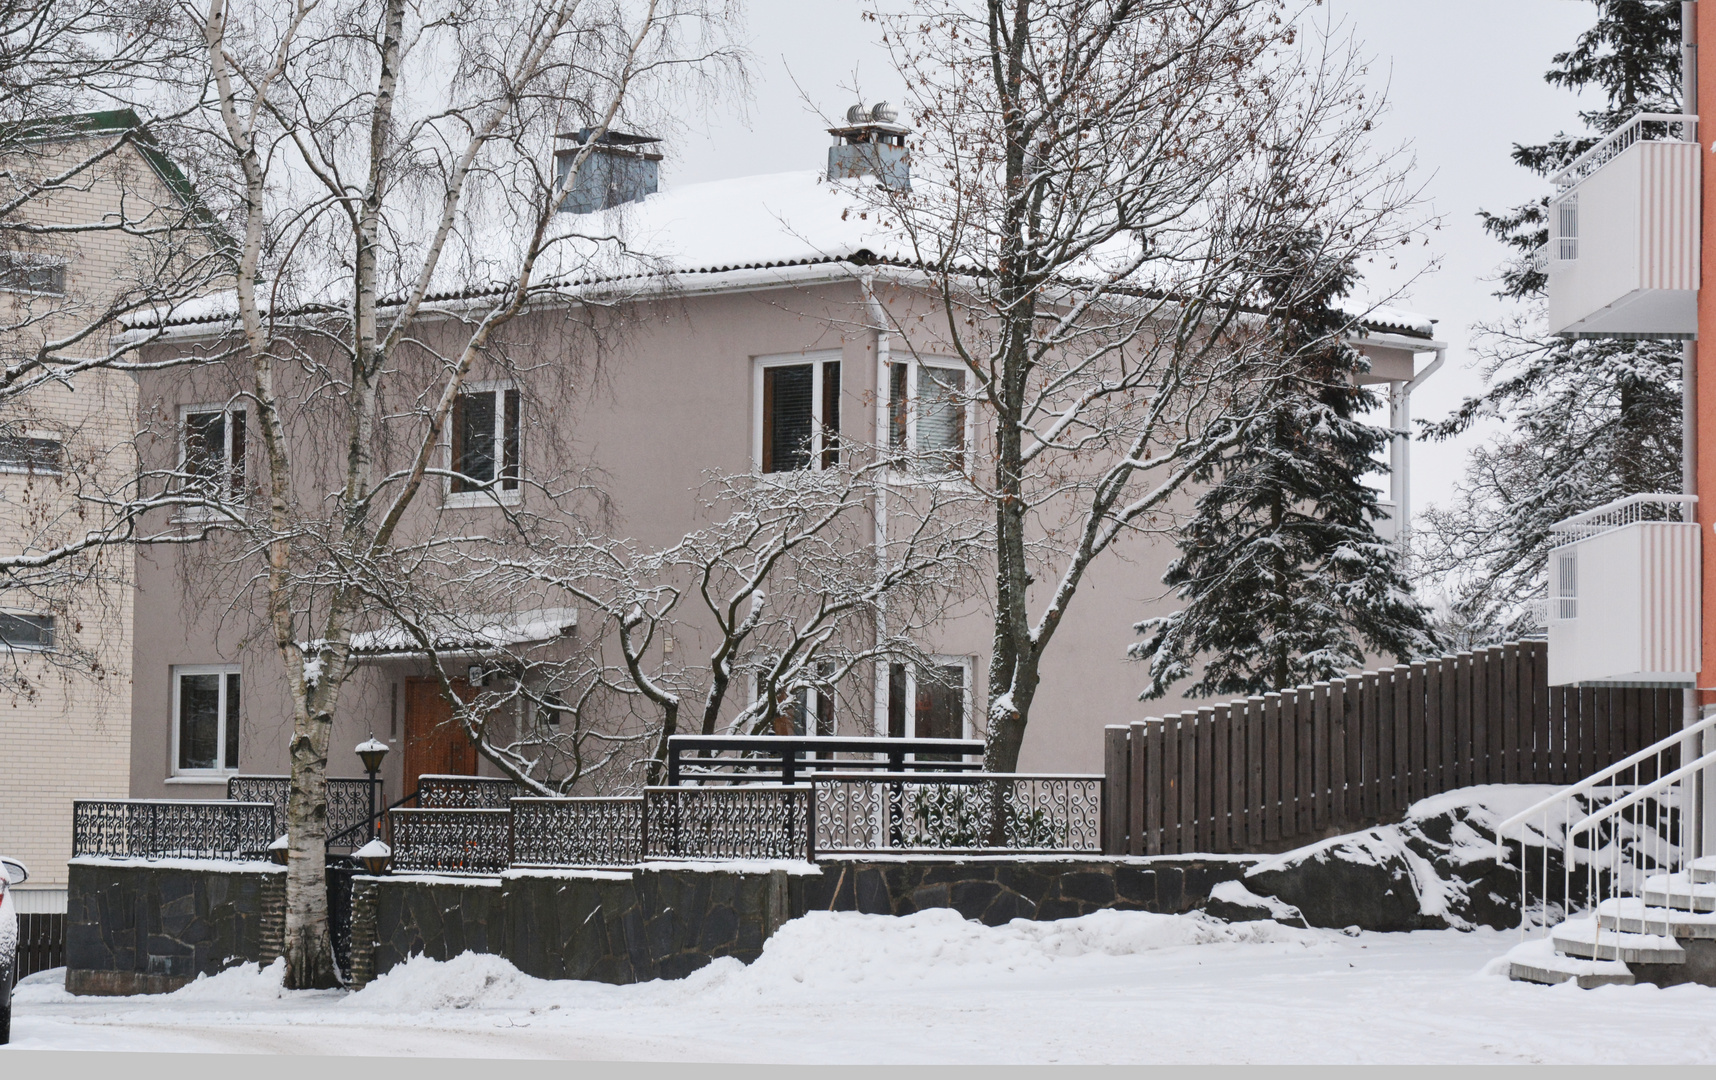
1551,916,1685,964
1598,896,1716,939
1690,857,1716,885
1643,873,1716,913
1504,937,1635,989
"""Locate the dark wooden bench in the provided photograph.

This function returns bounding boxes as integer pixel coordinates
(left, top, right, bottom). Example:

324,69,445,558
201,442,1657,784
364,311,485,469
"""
665,735,986,784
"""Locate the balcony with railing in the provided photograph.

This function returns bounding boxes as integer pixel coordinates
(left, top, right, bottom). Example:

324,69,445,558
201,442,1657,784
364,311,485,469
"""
1545,112,1699,338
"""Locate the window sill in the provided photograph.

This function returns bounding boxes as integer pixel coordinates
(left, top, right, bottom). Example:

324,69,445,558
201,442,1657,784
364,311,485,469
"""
0,466,63,477
172,506,246,526
444,488,523,509
165,774,235,785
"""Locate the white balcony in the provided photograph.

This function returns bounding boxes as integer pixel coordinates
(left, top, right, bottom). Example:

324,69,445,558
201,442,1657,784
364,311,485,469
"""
1546,494,1700,687
1546,114,1699,339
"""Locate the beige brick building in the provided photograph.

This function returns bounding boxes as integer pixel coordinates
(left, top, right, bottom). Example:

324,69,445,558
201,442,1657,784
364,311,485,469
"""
0,112,211,908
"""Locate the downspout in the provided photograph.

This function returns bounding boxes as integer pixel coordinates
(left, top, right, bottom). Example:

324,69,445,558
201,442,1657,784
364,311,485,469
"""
863,271,890,738
1395,345,1445,544
1682,0,1708,856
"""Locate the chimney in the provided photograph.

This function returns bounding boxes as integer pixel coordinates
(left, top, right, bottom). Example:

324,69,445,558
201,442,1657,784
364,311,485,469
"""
827,102,911,190
554,128,662,214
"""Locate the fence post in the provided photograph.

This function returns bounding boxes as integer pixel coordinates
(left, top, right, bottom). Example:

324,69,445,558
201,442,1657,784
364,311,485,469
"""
1247,697,1266,849
1102,725,1129,855
1212,704,1232,854
1129,720,1148,857
1197,706,1215,853
1502,643,1520,784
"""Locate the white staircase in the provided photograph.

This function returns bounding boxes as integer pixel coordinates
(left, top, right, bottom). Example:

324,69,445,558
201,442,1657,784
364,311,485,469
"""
1494,716,1716,989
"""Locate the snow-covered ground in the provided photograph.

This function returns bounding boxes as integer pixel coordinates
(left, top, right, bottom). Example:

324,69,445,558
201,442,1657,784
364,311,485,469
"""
6,909,1714,1064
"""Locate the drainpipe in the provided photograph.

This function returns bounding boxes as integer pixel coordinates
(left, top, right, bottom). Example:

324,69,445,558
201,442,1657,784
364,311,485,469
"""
862,272,891,739
1683,0,1710,855
1393,345,1445,545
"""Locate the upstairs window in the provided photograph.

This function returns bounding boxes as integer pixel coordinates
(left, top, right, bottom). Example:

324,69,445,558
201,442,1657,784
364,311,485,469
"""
0,433,64,475
181,404,246,506
887,359,968,475
449,383,521,502
0,253,66,295
174,664,241,775
0,612,54,651
754,668,835,736
755,353,841,473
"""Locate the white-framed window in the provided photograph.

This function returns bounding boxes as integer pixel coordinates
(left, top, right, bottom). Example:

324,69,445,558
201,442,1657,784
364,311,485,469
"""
885,655,973,740
179,402,246,512
0,431,64,475
1555,551,1578,621
172,664,241,776
446,380,522,506
0,612,54,651
0,253,66,295
753,667,836,736
887,357,970,476
753,351,841,474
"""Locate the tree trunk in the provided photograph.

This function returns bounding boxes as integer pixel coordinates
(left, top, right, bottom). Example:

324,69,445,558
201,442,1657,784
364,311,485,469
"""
283,713,337,988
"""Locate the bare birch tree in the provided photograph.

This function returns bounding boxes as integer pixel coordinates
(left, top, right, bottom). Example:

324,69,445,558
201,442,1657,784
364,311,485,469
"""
178,0,737,988
864,0,1423,769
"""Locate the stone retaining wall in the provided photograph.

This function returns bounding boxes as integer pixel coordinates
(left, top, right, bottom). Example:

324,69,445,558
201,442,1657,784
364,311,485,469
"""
65,857,282,995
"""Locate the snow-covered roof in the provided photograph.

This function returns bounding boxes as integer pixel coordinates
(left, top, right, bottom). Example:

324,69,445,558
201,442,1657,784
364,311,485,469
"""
128,169,1439,338
319,606,578,658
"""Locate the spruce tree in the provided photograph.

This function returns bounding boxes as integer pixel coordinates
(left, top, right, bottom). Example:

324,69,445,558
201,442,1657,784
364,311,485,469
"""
1420,0,1683,635
1132,215,1435,698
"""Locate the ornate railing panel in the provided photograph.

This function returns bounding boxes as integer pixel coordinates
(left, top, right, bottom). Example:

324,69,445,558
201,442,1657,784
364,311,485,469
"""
417,775,526,809
227,775,376,845
644,785,812,860
815,773,1103,854
510,797,645,867
388,807,511,874
72,799,277,860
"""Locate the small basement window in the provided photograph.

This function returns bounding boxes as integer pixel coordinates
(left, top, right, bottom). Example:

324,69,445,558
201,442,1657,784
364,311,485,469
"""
0,253,66,295
0,433,64,475
0,612,54,651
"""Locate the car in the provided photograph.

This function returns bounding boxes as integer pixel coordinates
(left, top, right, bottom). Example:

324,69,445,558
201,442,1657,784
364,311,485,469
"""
0,854,25,1045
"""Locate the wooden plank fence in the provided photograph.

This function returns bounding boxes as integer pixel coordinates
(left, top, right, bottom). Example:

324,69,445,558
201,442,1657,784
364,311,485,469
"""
1101,640,1685,856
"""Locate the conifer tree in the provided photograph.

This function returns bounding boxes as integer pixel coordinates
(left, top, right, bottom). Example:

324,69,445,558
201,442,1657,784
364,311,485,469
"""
1131,211,1435,698
1420,0,1683,635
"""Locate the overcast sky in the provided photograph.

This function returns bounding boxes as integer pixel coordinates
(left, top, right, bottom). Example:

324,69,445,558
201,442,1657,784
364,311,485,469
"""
667,0,1608,518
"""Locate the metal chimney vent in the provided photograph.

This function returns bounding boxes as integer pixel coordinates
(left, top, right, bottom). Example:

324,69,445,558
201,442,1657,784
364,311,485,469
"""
554,128,662,214
827,102,910,190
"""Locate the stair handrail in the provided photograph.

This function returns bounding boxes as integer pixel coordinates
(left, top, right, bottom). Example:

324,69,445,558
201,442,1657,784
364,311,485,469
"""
1495,710,1716,838
1494,702,1711,947
1569,747,1716,840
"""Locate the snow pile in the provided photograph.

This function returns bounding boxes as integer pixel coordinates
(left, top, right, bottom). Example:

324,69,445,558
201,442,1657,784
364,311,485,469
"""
349,951,553,1013
168,958,290,1002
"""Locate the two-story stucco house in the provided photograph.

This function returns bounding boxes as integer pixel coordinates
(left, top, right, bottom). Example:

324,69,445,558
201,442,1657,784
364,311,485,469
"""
120,115,1443,808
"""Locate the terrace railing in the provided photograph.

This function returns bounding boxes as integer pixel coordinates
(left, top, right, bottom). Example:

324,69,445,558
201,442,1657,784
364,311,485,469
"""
388,807,511,875
511,796,645,867
643,785,813,860
815,773,1103,854
416,774,527,809
227,775,375,846
72,799,277,861
666,735,985,785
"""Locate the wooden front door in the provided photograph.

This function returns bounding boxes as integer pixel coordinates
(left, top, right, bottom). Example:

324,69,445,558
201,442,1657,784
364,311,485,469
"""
403,677,479,795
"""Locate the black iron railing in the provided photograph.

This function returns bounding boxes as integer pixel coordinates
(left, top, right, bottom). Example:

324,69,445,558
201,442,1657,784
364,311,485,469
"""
643,784,813,860
666,735,986,785
814,773,1103,854
511,796,644,867
388,807,511,874
416,774,527,809
71,799,277,860
227,775,375,846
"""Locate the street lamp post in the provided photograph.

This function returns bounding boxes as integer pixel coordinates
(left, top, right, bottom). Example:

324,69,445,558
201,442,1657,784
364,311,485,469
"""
356,735,388,841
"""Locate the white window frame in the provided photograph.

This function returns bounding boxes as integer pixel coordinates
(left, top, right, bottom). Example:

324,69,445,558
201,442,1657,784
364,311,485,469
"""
170,663,242,779
876,653,975,742
887,356,974,482
444,378,523,508
752,350,842,475
751,669,838,737
177,401,246,521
